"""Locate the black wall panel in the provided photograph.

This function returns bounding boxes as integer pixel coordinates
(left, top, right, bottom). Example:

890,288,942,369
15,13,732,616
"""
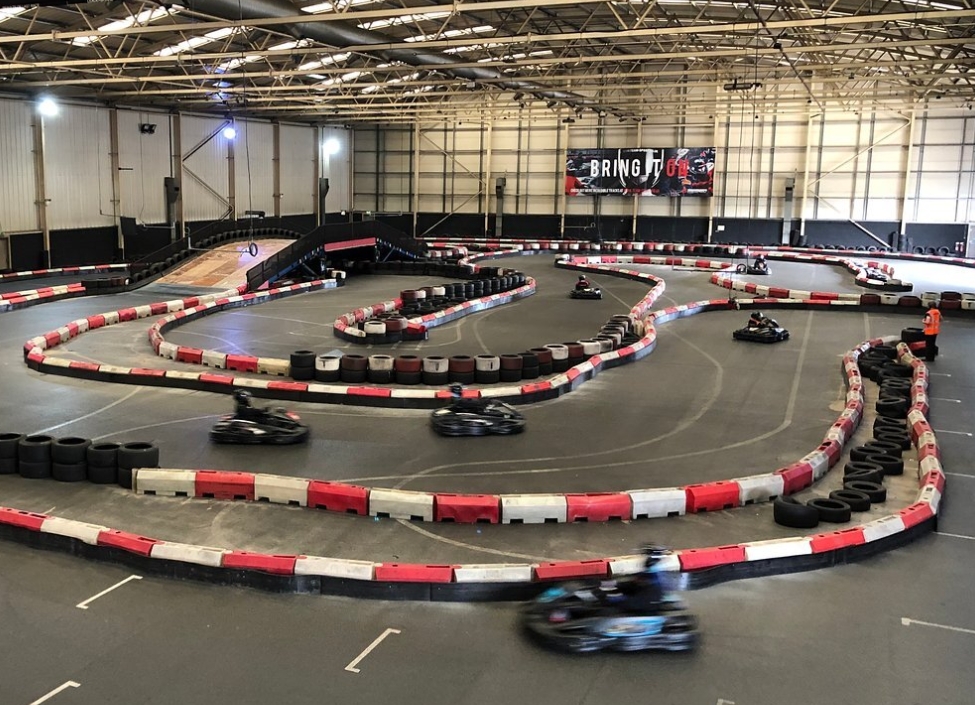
50,226,117,267
635,217,710,243
9,231,44,270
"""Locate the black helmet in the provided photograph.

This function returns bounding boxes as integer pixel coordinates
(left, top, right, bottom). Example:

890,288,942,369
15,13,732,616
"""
578,274,587,280
233,389,252,404
750,310,764,319
449,383,464,397
641,544,669,567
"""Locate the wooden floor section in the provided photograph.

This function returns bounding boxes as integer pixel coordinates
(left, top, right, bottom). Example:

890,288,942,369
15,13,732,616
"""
157,239,294,289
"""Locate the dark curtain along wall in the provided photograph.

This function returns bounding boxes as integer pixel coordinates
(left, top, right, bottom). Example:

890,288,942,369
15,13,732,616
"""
9,231,44,271
50,227,118,267
121,219,173,261
637,217,711,243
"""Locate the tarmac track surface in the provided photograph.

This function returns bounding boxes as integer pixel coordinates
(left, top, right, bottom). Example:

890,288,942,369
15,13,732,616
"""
0,253,973,704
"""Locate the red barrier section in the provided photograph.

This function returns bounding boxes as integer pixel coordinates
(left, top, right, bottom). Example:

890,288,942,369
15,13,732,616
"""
69,361,100,371
918,442,940,461
194,470,256,501
374,563,454,583
433,494,500,523
684,482,740,512
307,480,368,515
222,551,298,575
922,471,946,493
176,347,204,364
130,368,166,377
225,355,260,373
533,559,610,581
86,314,106,329
678,545,746,571
117,307,138,322
768,286,790,298
899,503,934,529
43,332,61,347
150,303,169,315
199,373,233,386
775,463,813,494
810,528,865,553
565,493,632,522
268,381,308,392
97,529,160,556
0,507,47,530
820,440,842,466
347,386,392,398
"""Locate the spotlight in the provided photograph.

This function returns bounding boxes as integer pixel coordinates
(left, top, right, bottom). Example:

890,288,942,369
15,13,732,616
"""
37,97,58,117
222,125,237,139
323,137,340,155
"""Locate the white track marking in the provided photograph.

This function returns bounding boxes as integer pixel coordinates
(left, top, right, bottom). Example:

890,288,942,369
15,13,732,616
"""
717,700,736,705
395,519,551,562
28,681,80,705
936,531,975,541
901,617,975,635
931,398,961,403
76,575,142,609
36,387,142,434
91,414,219,441
344,628,401,673
946,472,975,479
934,429,973,437
929,372,952,377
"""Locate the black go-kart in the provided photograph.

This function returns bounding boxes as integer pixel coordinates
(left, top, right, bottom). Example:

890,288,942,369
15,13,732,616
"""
570,285,603,300
736,260,770,275
431,397,526,436
210,406,310,444
733,316,790,344
522,580,699,654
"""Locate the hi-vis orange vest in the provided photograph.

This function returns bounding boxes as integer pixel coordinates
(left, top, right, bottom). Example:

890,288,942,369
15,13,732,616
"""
924,308,942,335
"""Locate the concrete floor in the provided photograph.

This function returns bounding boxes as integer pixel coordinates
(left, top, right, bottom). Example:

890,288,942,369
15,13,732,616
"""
1,251,973,704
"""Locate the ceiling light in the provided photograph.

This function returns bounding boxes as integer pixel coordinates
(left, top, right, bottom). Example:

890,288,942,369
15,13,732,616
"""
222,125,237,139
37,97,58,117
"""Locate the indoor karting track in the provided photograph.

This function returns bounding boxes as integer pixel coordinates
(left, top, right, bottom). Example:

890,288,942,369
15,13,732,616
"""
1,250,973,705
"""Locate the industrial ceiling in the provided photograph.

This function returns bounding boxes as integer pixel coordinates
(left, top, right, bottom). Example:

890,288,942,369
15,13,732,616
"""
1,0,974,123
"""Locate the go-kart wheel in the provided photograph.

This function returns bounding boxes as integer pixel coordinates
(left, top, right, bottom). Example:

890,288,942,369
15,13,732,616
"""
736,263,746,273
806,497,852,523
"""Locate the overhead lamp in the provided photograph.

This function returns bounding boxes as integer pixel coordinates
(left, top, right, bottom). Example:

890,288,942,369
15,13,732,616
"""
323,137,340,155
722,78,762,92
562,116,575,124
222,125,237,139
139,123,157,135
37,96,58,117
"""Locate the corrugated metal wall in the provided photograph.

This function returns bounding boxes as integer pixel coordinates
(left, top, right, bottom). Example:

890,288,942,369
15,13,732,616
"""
44,105,115,230
321,126,352,212
234,119,275,216
279,124,315,215
181,114,232,222
117,109,172,224
0,98,37,234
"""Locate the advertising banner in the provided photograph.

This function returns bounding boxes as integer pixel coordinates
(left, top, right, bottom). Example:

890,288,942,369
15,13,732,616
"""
565,147,715,196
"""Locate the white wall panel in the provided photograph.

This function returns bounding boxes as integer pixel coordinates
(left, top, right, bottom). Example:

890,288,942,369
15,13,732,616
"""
181,115,231,222
279,124,315,215
117,109,171,224
321,126,352,211
0,98,37,233
44,105,114,230
233,119,274,216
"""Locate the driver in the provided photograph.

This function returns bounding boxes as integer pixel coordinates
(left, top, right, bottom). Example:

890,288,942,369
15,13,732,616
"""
753,254,768,272
575,274,591,291
233,389,263,421
748,311,773,329
448,383,481,410
614,545,670,613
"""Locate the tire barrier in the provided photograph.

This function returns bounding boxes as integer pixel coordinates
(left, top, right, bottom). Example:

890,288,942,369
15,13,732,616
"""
0,435,157,488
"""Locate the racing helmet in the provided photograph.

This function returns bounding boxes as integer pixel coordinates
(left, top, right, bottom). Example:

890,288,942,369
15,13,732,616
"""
578,274,587,281
750,310,764,320
449,382,464,398
233,389,252,405
641,544,669,568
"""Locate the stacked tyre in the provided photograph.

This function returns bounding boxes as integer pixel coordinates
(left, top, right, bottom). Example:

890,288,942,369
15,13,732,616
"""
52,437,91,482
394,355,422,385
422,356,449,385
546,344,570,373
340,354,368,383
0,433,22,474
448,355,475,385
289,350,316,381
475,355,501,384
18,435,54,479
117,442,160,490
367,355,394,384
499,354,523,383
87,442,120,484
315,355,341,383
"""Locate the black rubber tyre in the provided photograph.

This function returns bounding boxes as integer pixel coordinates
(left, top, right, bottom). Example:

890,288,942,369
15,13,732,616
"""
874,430,912,451
87,442,120,467
118,442,160,470
844,459,884,476
0,432,23,459
290,350,316,369
340,369,367,383
118,466,134,490
850,446,888,463
829,489,872,512
52,437,91,464
878,364,913,380
876,397,908,418
843,480,887,503
901,327,925,344
396,370,422,385
863,452,904,477
87,463,118,484
52,462,87,482
861,440,903,458
844,467,885,485
873,344,898,359
521,365,540,380
17,435,54,463
773,496,820,529
806,497,852,523
475,369,501,384
18,460,52,479
0,458,17,474
873,416,906,434
499,369,522,383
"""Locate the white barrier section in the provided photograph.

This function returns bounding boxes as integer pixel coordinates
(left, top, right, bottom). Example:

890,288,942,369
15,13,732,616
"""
744,537,813,561
500,494,568,524
628,487,687,518
151,541,228,567
369,488,435,521
861,515,907,542
254,474,310,506
134,469,196,496
737,474,785,505
295,556,376,580
453,564,534,583
41,517,109,545
609,555,646,576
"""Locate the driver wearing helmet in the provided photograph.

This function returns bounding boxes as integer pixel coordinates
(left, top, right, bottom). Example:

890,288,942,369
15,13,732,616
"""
233,389,262,421
753,254,768,272
614,545,670,613
575,274,591,291
748,311,773,329
448,383,481,410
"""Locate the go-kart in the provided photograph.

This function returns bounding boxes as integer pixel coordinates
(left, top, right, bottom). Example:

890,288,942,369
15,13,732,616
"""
431,397,526,436
522,579,699,654
210,405,310,444
570,285,602,300
733,316,790,343
736,260,770,275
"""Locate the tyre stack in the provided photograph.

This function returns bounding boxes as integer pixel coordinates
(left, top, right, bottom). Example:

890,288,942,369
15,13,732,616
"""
475,355,501,384
367,355,394,384
394,355,422,384
17,435,54,479
289,350,316,381
422,356,449,385
363,320,387,345
52,437,91,482
315,355,341,382
340,354,368,383
530,347,554,376
545,344,570,373
519,351,540,380
448,355,475,384
499,354,523,383
87,442,120,484
117,442,160,490
0,433,23,474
